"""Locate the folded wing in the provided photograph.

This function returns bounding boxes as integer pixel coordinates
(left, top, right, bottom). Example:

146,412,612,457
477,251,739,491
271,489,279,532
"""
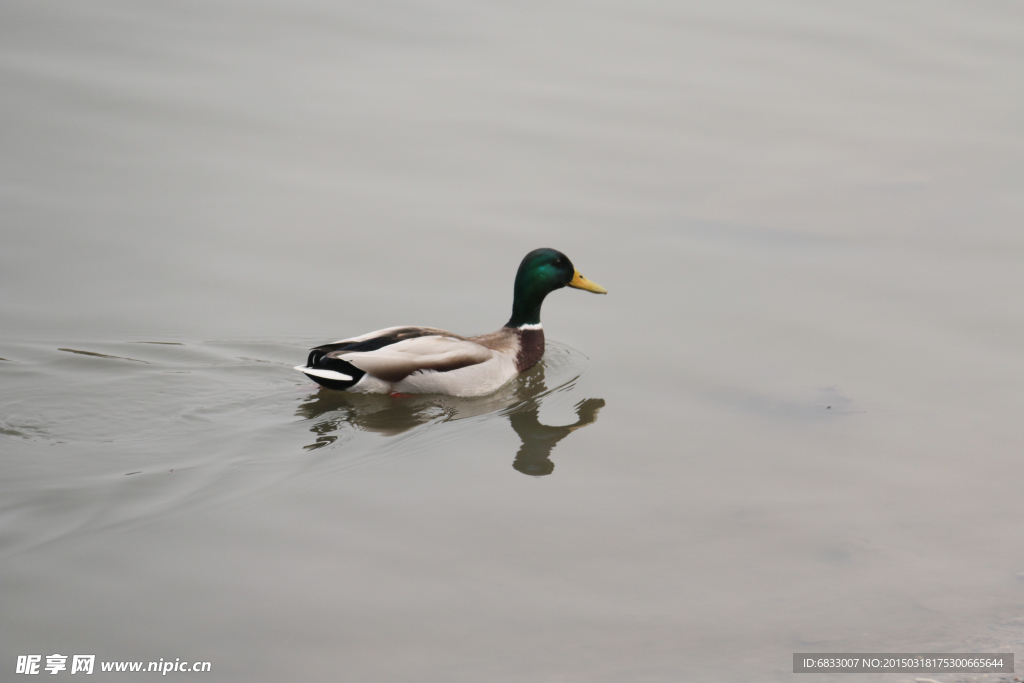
323,329,494,384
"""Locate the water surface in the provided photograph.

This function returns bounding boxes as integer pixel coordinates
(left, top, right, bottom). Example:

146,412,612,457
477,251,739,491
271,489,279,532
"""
2,1,1024,681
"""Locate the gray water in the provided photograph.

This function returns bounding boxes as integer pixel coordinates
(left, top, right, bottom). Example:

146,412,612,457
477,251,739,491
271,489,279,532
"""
2,1,1024,681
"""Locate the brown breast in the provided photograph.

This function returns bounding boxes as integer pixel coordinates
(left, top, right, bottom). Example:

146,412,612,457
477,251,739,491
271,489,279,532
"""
515,327,545,372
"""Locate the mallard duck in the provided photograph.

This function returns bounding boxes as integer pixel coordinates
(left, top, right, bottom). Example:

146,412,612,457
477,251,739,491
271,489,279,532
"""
294,248,606,397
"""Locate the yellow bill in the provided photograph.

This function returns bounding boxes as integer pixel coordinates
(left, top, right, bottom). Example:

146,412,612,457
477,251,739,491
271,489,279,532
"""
568,270,607,294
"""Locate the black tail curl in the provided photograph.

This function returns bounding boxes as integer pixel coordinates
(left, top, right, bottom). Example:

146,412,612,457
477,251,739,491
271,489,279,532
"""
303,343,366,391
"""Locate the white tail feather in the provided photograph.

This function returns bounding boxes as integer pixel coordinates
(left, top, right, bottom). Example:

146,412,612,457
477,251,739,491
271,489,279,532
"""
294,365,352,381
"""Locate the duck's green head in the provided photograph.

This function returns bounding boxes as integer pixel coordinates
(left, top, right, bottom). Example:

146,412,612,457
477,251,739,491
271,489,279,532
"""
506,248,606,328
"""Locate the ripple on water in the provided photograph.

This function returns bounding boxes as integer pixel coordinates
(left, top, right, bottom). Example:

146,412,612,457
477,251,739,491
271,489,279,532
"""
0,336,606,516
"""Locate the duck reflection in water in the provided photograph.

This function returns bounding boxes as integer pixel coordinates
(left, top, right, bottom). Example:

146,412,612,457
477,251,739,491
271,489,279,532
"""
505,397,604,476
295,357,604,476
